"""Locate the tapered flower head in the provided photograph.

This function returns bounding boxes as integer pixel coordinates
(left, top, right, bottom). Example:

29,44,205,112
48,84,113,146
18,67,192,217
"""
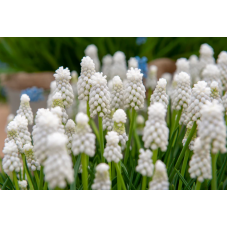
65,119,76,154
23,144,40,171
149,160,169,190
199,43,215,72
128,57,138,69
217,51,227,91
92,163,111,190
175,58,189,74
189,55,200,85
47,81,57,108
102,54,112,80
85,44,100,72
147,65,157,90
210,81,222,103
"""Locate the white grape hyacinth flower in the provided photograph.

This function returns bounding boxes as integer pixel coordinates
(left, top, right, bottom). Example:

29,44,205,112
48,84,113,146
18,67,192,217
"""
51,107,65,133
147,65,157,90
92,163,111,190
111,75,124,111
222,92,227,114
102,54,112,80
136,149,154,177
113,109,128,148
65,119,76,154
110,51,127,80
186,81,211,129
17,94,33,125
2,140,22,173
198,100,226,154
199,43,215,72
89,72,111,118
18,180,28,190
78,100,87,114
32,109,60,164
217,51,227,91
150,78,169,109
161,73,172,95
210,81,222,103
189,55,200,85
14,115,31,146
44,133,74,189
23,144,40,171
143,103,169,151
124,68,146,110
47,81,56,108
188,137,211,182
175,58,190,75
201,64,222,94
53,66,74,108
103,113,114,131
6,121,23,153
78,56,96,101
128,57,138,69
85,44,100,72
104,131,123,163
72,113,96,157
149,160,169,190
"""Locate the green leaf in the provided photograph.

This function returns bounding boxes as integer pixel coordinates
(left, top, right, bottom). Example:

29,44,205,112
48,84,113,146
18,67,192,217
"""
121,162,136,190
0,178,9,190
175,168,191,190
70,154,81,190
5,174,15,190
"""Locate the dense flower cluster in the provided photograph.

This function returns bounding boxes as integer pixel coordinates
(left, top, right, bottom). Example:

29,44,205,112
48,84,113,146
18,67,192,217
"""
17,94,33,125
102,54,112,80
149,160,169,190
72,113,96,157
124,68,146,110
150,78,169,109
65,119,76,154
89,73,111,118
147,65,157,90
53,66,74,108
210,81,222,103
23,144,40,171
51,107,65,133
85,44,100,72
199,43,215,72
136,149,154,177
92,163,111,190
217,51,227,91
188,137,212,182
175,58,190,75
18,180,28,190
189,55,200,84
143,103,169,151
128,57,138,69
103,113,113,131
104,131,122,163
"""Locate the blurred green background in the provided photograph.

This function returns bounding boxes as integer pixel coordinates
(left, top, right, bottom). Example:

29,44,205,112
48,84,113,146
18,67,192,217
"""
0,37,227,73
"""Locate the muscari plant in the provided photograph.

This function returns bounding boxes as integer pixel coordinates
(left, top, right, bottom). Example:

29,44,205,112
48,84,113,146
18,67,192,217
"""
2,43,227,190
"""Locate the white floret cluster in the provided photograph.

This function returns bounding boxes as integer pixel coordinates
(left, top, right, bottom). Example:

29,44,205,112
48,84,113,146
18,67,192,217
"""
150,78,169,109
14,115,31,147
6,121,23,153
186,81,211,129
89,72,111,118
210,81,222,103
198,100,226,154
92,163,111,190
51,107,65,133
147,65,157,90
44,133,74,189
102,54,112,80
201,64,222,94
175,58,190,75
65,119,76,154
17,94,33,125
149,160,169,190
2,140,22,173
47,81,56,108
222,92,227,113
199,43,215,72
32,109,60,164
113,109,128,148
124,68,146,110
217,51,227,91
104,131,122,163
189,55,200,85
72,113,96,157
110,51,127,80
111,75,124,111
53,66,74,108
103,113,114,131
143,103,169,151
18,180,28,190
188,137,212,182
128,57,138,69
161,73,172,95
136,149,154,177
23,144,40,171
77,56,96,101
85,44,100,72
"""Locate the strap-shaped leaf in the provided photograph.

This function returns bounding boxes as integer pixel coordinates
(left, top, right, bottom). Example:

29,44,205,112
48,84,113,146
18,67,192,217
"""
175,168,191,190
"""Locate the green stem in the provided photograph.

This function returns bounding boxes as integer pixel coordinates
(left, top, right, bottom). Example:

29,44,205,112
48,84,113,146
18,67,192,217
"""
108,162,112,185
43,182,48,190
124,108,136,165
178,148,190,190
34,170,40,186
117,162,121,190
195,180,201,190
211,153,217,190
13,171,19,190
169,121,197,182
152,149,158,164
81,153,88,190
142,176,147,190
90,119,100,143
98,115,105,162
112,162,116,180
114,162,126,190
39,166,44,190
171,108,182,137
